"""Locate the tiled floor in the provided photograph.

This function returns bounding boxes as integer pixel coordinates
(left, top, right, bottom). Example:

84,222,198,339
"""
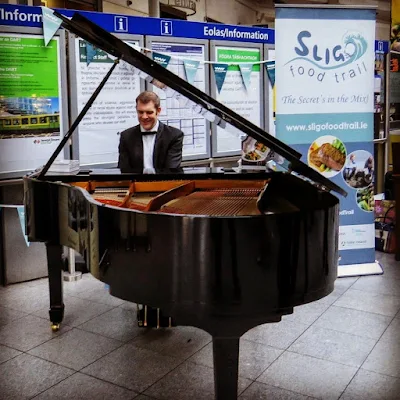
0,251,400,399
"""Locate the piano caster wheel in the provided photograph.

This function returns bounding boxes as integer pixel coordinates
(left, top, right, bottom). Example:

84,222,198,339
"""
51,323,60,332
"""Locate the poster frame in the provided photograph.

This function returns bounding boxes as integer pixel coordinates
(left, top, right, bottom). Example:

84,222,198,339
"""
0,26,69,179
68,32,145,168
209,40,265,158
144,35,211,161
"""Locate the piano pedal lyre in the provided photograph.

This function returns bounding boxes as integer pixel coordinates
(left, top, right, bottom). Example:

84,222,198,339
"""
169,317,172,328
144,305,148,327
157,308,160,329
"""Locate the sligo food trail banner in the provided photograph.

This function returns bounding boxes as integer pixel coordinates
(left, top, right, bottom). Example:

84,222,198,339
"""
275,6,380,275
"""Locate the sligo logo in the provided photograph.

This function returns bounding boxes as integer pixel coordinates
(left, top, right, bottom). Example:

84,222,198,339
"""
286,30,368,83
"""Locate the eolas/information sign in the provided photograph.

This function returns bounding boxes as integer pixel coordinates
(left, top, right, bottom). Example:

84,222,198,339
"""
275,6,381,276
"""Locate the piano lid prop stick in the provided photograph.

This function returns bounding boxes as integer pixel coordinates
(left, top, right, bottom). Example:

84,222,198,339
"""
38,58,120,179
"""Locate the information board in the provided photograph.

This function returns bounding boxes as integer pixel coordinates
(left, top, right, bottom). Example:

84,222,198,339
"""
70,34,144,166
146,37,210,160
211,42,264,157
0,29,67,175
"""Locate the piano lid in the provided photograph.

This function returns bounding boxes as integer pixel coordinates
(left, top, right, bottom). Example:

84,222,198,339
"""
43,10,347,197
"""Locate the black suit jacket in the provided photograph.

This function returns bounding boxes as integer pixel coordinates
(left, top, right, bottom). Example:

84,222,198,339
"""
118,121,184,173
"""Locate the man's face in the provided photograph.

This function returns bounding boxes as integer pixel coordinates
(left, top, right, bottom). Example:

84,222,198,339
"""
136,100,161,131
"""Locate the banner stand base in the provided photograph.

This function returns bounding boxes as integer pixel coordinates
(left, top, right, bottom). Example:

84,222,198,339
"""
338,260,383,278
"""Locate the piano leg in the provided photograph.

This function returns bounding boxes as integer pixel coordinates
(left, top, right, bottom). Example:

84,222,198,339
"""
212,337,240,399
46,243,65,332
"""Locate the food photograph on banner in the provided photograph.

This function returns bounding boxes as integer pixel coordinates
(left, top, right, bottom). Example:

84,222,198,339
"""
69,35,143,167
211,42,264,156
0,30,66,175
147,37,209,160
275,6,378,272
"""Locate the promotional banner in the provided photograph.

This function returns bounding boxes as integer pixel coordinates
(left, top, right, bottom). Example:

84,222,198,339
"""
152,51,171,68
266,50,276,137
275,6,379,275
183,59,200,85
212,63,229,93
85,42,97,65
40,6,62,46
0,33,63,174
265,60,275,88
17,206,29,247
238,63,253,92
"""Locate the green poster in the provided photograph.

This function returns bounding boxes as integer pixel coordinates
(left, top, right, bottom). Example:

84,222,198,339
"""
0,34,60,139
216,48,260,72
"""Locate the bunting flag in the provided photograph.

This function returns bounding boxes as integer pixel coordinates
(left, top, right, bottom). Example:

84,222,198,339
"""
183,59,200,85
238,64,253,92
86,42,97,66
212,63,229,93
265,61,275,88
16,206,30,247
41,6,62,46
152,52,171,68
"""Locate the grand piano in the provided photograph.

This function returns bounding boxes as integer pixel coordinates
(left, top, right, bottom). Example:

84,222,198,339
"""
24,10,347,400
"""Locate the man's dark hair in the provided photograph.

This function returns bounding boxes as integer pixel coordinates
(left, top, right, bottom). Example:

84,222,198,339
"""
136,91,161,108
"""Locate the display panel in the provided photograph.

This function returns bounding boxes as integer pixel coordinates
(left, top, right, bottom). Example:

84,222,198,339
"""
69,34,144,167
0,30,66,175
147,37,210,160
211,42,264,157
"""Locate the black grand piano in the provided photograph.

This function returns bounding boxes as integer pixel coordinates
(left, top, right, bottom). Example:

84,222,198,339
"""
24,10,347,400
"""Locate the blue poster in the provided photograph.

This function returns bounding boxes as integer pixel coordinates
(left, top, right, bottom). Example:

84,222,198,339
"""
275,6,378,273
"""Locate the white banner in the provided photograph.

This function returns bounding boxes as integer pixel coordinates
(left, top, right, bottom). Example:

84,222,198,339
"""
275,6,378,270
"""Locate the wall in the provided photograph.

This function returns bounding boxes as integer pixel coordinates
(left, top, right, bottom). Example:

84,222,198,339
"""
99,0,389,40
103,0,147,16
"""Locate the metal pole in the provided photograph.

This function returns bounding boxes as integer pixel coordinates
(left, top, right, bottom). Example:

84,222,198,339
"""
384,51,391,174
63,247,82,281
149,0,160,17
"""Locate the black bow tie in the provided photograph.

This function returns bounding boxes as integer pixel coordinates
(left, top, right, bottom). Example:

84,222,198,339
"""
142,131,157,136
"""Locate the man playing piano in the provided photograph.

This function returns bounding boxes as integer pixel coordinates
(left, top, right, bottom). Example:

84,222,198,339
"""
118,91,184,173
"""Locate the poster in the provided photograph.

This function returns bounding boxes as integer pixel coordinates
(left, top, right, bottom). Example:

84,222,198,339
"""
275,6,377,269
150,42,208,158
0,33,63,174
214,46,262,154
74,39,141,166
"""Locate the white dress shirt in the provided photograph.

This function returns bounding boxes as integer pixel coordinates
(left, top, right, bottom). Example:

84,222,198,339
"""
140,120,158,173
